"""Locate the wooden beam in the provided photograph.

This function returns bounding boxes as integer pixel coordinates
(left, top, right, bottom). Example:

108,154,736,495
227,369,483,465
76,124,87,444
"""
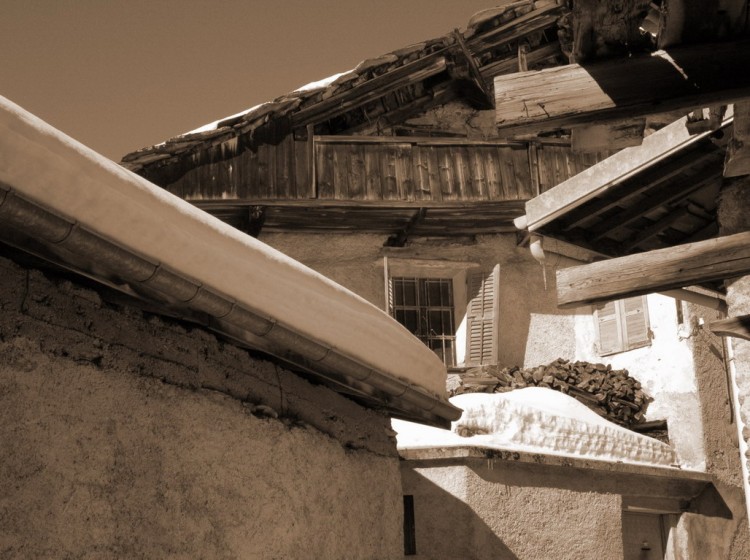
710,315,750,341
725,102,750,177
494,40,750,135
619,206,690,253
451,29,494,109
587,162,721,241
292,55,448,127
556,231,750,308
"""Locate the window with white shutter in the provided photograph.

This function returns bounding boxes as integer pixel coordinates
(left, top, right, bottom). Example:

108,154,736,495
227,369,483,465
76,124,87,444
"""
465,265,499,366
595,295,650,356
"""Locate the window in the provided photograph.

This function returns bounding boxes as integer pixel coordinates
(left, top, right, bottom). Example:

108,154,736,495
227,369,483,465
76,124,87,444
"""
391,277,456,366
384,258,499,368
595,295,650,356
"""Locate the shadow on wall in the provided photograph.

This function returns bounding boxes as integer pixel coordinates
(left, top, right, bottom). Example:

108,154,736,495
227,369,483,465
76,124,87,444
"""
491,260,591,368
403,469,519,560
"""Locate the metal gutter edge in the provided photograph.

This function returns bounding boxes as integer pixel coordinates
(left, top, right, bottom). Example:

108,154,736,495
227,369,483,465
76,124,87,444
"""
0,97,461,427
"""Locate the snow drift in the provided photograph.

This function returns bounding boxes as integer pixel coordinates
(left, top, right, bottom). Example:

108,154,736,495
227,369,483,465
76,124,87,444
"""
393,387,678,467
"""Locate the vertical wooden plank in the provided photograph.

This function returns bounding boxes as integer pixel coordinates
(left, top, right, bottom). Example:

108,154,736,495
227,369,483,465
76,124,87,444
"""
332,143,349,200
256,145,270,198
395,143,414,202
528,142,541,196
365,148,382,201
496,146,515,200
511,144,532,199
483,147,502,200
267,141,278,198
452,146,469,201
381,144,401,201
437,147,455,201
425,146,442,203
411,145,429,202
316,143,335,199
468,147,488,200
348,143,366,200
275,136,292,199
293,140,311,199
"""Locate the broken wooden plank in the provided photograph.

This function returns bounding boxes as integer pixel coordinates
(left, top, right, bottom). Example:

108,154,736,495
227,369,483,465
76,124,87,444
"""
725,102,750,177
556,230,750,308
292,55,448,126
495,40,750,135
710,315,750,341
517,114,730,232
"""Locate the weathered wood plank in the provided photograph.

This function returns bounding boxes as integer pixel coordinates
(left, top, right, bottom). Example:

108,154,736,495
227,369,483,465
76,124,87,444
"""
556,231,750,308
495,40,750,134
348,143,366,200
725,102,750,177
292,55,448,126
425,146,442,203
364,148,382,201
521,115,729,232
293,140,311,198
315,143,335,199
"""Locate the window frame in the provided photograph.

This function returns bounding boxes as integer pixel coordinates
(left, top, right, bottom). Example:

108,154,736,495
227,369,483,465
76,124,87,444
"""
383,257,498,368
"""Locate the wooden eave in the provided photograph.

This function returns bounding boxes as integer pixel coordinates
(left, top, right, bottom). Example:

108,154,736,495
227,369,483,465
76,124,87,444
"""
122,1,567,177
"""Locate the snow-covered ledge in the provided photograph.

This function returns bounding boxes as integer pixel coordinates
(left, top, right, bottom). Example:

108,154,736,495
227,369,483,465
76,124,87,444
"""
393,388,677,467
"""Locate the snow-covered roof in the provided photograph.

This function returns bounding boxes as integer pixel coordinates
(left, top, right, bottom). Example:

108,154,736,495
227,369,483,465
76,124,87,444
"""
0,95,460,427
393,388,678,467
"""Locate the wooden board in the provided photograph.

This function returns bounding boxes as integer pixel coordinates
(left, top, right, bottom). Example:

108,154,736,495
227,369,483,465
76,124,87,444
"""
556,231,750,308
494,40,750,135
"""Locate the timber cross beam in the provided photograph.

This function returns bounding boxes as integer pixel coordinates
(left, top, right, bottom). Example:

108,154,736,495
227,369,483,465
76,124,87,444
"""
555,231,750,308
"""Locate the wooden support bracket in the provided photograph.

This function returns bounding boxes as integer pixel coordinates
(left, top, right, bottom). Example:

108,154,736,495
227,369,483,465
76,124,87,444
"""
709,315,750,342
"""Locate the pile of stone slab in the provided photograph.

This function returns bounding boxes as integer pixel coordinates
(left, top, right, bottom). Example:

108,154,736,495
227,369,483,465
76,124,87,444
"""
452,358,650,428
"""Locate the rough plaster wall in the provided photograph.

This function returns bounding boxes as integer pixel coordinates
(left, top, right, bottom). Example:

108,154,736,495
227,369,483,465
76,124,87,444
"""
261,232,710,469
574,293,705,469
260,232,581,369
666,302,750,559
402,462,622,560
716,177,750,553
0,256,402,559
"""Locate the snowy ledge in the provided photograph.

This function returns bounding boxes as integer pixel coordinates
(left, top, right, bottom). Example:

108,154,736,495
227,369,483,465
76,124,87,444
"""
393,388,679,468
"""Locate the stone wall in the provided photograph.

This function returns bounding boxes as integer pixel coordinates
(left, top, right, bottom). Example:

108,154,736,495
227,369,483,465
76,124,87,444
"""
0,255,403,559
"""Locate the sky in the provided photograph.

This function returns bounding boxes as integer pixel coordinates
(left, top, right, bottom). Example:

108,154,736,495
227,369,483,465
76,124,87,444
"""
2,0,496,161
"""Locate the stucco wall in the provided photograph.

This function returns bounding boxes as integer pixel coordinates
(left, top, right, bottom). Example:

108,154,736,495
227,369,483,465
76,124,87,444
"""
260,232,713,468
401,460,623,560
260,232,580,370
0,255,403,559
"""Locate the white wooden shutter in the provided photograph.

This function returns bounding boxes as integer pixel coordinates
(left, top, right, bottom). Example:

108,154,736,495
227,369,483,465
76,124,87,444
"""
595,300,622,355
622,295,650,350
595,296,650,355
466,265,498,365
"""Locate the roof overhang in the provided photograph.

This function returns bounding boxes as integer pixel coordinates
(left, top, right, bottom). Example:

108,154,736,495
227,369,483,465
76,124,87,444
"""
0,95,461,428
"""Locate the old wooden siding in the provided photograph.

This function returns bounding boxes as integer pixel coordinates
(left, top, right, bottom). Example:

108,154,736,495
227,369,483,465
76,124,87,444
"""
315,140,534,202
159,135,603,204
162,135,313,201
535,144,610,194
